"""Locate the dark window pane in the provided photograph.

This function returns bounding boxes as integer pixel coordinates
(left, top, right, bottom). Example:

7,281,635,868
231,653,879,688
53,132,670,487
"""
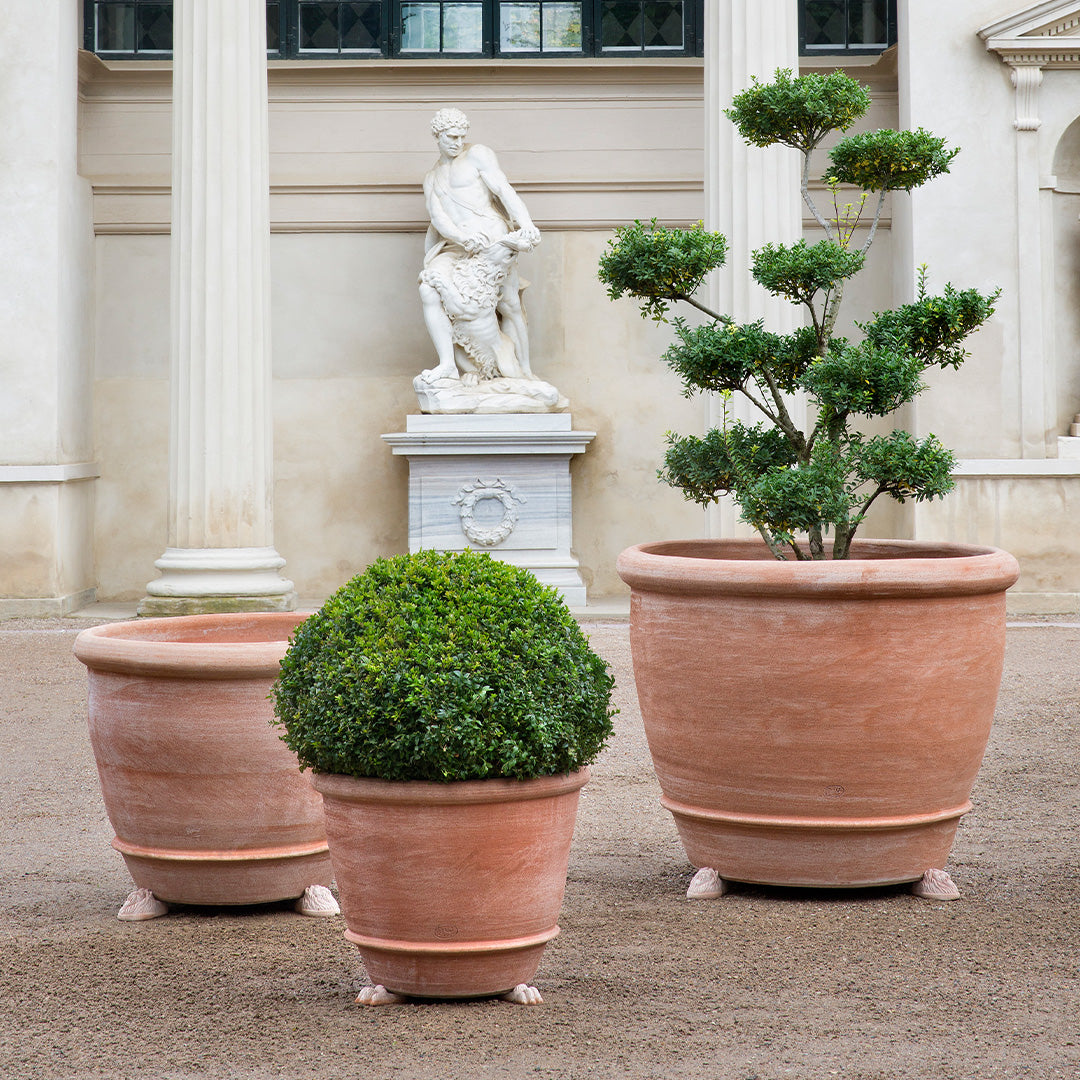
136,3,173,51
266,1,281,51
86,0,703,60
804,0,845,47
341,2,381,49
642,2,682,49
96,3,137,52
848,0,887,47
601,1,643,49
300,2,340,50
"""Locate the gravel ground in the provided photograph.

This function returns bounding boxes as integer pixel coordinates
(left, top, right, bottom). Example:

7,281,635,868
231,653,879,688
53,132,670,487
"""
1,614,1078,1080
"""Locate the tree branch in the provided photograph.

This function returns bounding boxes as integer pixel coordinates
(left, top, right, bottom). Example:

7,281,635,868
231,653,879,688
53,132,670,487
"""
802,150,834,240
859,189,888,256
674,293,724,322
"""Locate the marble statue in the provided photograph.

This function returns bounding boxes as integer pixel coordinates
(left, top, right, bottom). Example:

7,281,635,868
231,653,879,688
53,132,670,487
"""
414,108,567,414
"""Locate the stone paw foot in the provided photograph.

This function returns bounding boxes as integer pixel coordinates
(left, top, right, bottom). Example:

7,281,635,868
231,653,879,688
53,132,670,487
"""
117,888,169,921
911,868,960,901
501,984,543,1005
294,884,340,917
687,867,728,899
355,985,406,1006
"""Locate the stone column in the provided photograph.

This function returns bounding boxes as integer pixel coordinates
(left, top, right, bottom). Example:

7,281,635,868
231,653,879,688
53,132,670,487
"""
0,3,96,616
1007,61,1050,459
142,0,295,614
703,0,801,535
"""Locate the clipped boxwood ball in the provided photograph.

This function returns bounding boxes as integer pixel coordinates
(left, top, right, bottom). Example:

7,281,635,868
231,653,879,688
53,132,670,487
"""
272,550,616,782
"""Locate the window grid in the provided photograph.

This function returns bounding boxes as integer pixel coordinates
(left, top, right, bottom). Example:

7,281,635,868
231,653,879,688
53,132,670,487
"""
83,0,705,57
799,0,897,55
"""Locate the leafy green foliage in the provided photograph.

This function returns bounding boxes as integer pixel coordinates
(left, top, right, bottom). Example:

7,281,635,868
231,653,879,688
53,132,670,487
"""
861,283,1000,370
597,68,999,559
660,423,797,505
662,319,816,398
829,128,958,193
272,551,615,781
598,219,727,322
726,69,871,153
803,340,925,421
736,449,854,551
854,431,955,502
752,240,865,308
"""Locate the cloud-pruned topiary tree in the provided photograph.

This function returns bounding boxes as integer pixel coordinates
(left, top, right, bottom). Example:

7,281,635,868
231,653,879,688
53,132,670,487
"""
599,69,997,560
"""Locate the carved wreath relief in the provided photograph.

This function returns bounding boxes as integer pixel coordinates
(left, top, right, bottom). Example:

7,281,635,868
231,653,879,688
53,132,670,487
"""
452,477,526,547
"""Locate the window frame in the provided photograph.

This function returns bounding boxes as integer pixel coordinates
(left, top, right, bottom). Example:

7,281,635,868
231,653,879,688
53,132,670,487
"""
84,0,174,58
83,0,703,59
798,0,897,57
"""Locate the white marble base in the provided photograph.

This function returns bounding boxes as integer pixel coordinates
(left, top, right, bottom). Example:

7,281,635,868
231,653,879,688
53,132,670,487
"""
1057,435,1080,459
383,415,594,606
140,546,297,615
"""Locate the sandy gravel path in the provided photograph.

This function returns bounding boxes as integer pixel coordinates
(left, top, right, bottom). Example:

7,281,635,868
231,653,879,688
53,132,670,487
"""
1,616,1077,1079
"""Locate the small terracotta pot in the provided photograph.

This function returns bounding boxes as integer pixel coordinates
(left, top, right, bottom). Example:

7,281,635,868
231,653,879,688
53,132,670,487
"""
313,769,588,999
74,613,332,906
616,539,1020,888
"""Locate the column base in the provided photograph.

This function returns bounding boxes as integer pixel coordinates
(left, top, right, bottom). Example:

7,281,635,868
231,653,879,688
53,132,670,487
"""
140,546,296,615
138,593,297,617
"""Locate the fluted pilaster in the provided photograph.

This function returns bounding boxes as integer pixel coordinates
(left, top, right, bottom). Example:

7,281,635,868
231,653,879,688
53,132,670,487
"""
142,0,294,613
704,0,801,535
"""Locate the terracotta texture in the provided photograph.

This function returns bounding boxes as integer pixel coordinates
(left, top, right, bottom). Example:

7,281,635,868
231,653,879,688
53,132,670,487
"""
616,539,1021,888
74,613,332,905
313,769,588,999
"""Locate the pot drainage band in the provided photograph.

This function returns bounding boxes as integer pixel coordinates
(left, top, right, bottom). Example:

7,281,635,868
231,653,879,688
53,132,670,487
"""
344,926,560,955
659,797,973,832
112,838,330,862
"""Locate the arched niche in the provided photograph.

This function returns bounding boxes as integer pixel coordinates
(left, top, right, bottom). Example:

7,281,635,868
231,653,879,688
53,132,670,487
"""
1052,114,1080,438
1054,114,1080,192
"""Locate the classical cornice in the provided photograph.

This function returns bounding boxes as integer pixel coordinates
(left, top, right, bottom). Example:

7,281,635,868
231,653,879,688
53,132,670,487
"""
979,1,1080,67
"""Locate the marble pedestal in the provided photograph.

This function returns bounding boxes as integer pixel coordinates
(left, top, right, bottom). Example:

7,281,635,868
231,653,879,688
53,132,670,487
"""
382,415,595,606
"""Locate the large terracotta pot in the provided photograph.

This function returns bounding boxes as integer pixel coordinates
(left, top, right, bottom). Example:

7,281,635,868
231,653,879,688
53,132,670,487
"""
616,539,1020,890
74,613,332,907
313,769,588,999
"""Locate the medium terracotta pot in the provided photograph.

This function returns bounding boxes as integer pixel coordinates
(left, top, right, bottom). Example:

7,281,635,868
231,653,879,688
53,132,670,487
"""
616,539,1020,889
313,768,588,999
74,613,332,906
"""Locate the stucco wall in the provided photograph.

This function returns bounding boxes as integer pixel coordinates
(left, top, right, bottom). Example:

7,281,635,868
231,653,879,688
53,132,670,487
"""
0,2,96,615
82,58,711,602
63,9,1080,610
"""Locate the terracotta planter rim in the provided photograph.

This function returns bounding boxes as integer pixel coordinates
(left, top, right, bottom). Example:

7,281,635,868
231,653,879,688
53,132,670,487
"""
617,538,1020,599
73,612,307,679
312,767,590,807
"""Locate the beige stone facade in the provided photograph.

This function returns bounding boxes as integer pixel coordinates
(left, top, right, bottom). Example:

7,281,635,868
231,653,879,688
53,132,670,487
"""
4,3,1080,614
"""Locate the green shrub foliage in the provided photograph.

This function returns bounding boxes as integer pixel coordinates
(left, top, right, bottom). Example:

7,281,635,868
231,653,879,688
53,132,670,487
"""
598,69,998,560
272,550,615,781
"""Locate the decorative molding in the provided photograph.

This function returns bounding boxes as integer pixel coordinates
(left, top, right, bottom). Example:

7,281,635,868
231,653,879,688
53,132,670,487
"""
979,1,1080,40
952,458,1080,477
452,478,526,547
0,462,100,483
79,50,704,103
91,179,704,236
980,1,1080,68
1010,63,1045,130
